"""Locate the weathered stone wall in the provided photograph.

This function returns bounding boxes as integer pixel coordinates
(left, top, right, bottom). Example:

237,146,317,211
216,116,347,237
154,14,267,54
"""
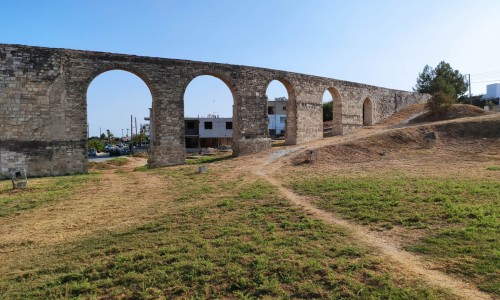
0,44,429,178
325,81,431,134
0,46,88,177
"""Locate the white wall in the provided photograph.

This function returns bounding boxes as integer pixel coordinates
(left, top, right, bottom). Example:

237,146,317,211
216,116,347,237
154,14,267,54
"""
198,118,233,138
268,114,286,135
485,83,500,98
268,99,287,135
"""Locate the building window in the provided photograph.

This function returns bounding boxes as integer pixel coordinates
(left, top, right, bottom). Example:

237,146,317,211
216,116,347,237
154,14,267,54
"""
226,121,233,129
282,106,286,111
280,117,286,124
204,122,213,129
268,106,274,114
186,121,195,129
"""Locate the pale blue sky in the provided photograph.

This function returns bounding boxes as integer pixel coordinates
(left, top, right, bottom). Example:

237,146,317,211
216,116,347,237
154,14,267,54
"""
2,0,499,136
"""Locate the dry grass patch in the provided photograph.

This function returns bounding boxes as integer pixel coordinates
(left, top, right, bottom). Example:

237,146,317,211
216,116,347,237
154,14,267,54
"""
0,173,99,217
409,104,494,124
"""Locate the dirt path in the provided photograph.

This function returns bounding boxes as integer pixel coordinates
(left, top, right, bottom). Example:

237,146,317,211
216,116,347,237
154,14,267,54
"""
249,115,499,300
258,174,492,300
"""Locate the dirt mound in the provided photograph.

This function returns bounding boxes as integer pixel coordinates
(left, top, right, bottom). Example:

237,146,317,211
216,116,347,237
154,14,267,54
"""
379,103,427,127
294,128,434,165
409,104,493,124
432,117,499,139
294,115,500,165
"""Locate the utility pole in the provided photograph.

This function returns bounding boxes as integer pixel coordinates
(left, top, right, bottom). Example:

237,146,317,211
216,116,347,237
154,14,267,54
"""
466,74,472,104
468,74,472,104
130,115,133,148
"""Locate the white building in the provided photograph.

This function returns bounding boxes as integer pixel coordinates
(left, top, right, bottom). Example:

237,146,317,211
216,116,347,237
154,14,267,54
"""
143,108,153,140
140,124,150,137
268,97,287,137
185,115,233,149
484,83,500,99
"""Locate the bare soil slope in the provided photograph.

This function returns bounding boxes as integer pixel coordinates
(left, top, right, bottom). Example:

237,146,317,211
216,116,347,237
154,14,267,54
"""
297,114,500,167
409,104,493,124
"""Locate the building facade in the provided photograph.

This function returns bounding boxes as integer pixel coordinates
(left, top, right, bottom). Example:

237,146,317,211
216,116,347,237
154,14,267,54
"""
484,83,500,99
268,97,287,137
185,116,233,150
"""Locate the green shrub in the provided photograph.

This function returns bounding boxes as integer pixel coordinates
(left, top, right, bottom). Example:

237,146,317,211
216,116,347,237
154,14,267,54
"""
426,91,454,115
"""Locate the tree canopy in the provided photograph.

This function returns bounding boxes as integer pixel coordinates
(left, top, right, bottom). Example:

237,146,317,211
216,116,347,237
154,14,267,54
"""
322,101,333,121
414,61,468,99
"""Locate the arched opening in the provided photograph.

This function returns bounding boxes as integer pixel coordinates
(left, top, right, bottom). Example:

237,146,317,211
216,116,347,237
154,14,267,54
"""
322,87,342,136
266,79,295,143
87,70,152,159
363,97,373,126
183,75,234,152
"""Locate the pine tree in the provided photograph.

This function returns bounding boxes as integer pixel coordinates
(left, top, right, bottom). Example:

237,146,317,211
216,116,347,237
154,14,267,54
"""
414,61,468,98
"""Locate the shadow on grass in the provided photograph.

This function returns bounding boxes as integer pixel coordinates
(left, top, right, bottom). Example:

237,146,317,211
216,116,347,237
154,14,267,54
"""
185,153,233,165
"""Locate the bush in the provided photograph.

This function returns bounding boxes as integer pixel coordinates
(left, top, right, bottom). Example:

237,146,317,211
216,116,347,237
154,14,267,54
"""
89,139,104,152
426,91,454,115
322,101,333,121
484,100,495,110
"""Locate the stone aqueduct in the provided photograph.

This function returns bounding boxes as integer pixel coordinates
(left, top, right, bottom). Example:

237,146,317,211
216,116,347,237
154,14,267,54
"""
0,44,429,178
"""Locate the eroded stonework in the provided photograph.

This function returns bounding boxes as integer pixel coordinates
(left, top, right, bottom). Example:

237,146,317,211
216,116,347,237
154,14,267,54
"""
0,44,430,178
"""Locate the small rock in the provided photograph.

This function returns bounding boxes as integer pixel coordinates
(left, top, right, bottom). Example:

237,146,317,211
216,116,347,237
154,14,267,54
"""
424,132,437,140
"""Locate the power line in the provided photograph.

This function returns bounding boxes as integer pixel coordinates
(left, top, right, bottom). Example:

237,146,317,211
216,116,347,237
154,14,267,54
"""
471,79,500,83
470,70,500,76
469,73,500,81
470,75,500,79
471,75,500,80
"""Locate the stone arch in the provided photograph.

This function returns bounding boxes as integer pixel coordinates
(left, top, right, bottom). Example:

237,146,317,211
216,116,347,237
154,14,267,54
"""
85,65,154,96
363,97,373,126
265,78,297,145
182,72,237,104
181,72,238,150
181,71,238,114
323,87,343,135
85,67,155,147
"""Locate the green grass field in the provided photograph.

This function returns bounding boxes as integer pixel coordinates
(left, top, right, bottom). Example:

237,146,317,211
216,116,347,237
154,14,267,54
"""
291,173,500,295
0,167,451,299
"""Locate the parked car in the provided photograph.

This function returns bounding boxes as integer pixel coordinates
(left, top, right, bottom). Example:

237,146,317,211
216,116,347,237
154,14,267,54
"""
122,147,131,155
109,147,122,157
88,148,97,158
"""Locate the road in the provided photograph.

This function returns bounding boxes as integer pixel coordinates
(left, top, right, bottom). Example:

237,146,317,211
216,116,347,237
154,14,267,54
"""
88,152,114,162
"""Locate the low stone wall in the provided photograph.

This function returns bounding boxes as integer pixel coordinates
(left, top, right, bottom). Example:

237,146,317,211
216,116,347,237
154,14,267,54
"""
0,140,87,177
